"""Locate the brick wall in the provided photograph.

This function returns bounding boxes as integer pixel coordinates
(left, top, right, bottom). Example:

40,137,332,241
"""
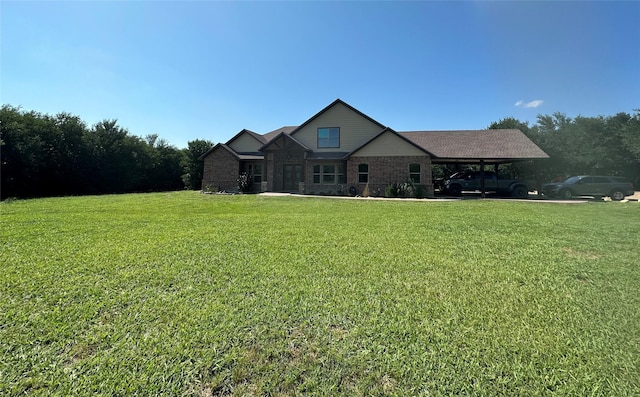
346,155,434,197
201,148,239,192
203,149,434,196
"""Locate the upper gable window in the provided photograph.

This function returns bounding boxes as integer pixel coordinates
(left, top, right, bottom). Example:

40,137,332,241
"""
317,127,340,148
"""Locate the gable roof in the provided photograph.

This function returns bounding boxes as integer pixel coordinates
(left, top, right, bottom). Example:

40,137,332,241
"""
349,127,434,157
398,129,549,162
262,126,298,142
289,99,386,138
258,131,312,152
198,143,240,161
226,129,265,146
200,101,549,164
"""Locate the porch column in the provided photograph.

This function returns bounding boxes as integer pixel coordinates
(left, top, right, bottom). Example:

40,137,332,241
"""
480,160,486,198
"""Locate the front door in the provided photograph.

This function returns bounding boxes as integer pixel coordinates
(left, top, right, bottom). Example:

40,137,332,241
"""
283,164,302,192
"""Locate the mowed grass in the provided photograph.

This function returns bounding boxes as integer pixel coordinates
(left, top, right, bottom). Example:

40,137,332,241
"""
1,192,639,396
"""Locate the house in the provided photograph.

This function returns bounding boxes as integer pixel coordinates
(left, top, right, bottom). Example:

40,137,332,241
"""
200,99,548,197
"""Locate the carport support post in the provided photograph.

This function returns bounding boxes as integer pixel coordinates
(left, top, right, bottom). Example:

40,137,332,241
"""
480,160,486,198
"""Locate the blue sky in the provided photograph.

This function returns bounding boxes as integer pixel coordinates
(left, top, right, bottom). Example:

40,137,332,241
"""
2,1,638,149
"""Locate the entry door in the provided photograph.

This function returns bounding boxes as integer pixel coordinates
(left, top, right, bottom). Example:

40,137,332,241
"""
283,164,302,192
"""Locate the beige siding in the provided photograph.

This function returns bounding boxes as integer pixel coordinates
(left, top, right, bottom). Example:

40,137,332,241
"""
228,133,262,153
292,102,383,151
351,132,427,157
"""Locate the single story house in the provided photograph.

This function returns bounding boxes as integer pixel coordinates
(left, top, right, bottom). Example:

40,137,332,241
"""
200,99,548,197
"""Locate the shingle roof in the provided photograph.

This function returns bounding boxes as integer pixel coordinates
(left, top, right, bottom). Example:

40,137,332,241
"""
226,129,264,146
197,143,240,160
258,131,312,152
201,101,548,164
398,129,549,161
262,126,298,142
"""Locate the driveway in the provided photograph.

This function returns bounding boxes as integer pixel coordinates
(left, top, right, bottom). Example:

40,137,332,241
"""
261,191,640,203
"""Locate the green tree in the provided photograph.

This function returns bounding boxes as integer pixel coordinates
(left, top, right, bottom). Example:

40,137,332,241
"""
52,112,91,194
1,106,193,199
181,139,213,190
148,138,185,192
88,120,142,193
1,106,58,198
488,111,640,186
611,110,640,184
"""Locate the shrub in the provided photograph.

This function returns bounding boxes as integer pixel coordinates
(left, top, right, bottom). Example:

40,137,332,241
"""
203,184,217,193
385,181,425,198
385,183,399,198
237,173,253,193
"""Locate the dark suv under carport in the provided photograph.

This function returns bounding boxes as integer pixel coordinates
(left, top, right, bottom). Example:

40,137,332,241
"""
542,175,634,200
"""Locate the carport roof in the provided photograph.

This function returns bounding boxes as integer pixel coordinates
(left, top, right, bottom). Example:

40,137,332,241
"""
398,129,549,163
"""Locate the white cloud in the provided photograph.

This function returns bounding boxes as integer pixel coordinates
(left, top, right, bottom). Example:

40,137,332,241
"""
515,99,544,108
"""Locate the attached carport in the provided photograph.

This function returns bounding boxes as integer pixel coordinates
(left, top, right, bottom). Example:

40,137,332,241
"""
398,129,550,198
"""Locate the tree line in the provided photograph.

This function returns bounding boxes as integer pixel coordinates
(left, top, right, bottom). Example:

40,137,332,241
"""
2,105,639,200
1,105,212,199
487,110,640,186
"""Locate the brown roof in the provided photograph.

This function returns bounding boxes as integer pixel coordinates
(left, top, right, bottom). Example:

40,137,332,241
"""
398,129,549,162
198,143,240,160
262,126,298,142
226,129,264,146
259,131,312,152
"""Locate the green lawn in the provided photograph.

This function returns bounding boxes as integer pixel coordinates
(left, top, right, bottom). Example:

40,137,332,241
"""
1,192,639,396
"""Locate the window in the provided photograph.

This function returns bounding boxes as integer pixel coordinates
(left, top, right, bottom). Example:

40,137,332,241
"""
409,163,421,183
313,163,345,184
246,164,262,183
323,165,335,183
250,164,262,184
318,127,340,148
358,163,369,183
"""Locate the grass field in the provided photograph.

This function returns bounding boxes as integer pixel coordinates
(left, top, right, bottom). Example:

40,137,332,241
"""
1,191,639,396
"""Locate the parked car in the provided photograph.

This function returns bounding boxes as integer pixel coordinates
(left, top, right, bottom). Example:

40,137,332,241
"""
542,175,634,200
441,171,531,198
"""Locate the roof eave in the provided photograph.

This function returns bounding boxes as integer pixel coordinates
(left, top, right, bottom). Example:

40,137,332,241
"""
258,131,313,152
